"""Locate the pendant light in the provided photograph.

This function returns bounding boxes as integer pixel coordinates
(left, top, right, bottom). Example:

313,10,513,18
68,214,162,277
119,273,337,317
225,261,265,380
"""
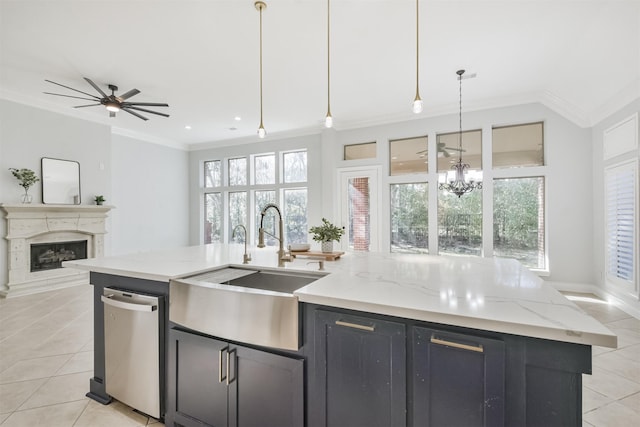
438,69,482,197
325,0,333,128
256,1,267,138
412,0,423,114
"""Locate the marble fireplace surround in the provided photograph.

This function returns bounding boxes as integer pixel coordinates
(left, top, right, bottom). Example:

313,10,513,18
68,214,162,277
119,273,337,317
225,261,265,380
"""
1,204,111,298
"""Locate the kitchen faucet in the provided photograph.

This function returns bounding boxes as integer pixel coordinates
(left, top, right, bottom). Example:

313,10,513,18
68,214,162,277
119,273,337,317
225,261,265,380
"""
257,203,292,268
231,224,251,264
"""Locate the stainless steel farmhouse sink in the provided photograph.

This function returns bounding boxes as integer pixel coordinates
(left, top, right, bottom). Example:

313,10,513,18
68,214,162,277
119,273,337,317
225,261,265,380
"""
169,267,326,351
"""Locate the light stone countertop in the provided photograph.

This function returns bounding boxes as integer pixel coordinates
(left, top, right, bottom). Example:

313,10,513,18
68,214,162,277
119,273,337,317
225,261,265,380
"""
64,243,617,348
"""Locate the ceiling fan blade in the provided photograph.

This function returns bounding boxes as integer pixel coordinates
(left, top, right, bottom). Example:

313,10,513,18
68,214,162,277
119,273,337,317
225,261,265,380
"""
43,92,101,102
126,106,170,118
44,80,100,99
121,107,148,121
123,102,169,107
73,103,102,108
84,77,109,99
118,88,140,100
415,149,428,154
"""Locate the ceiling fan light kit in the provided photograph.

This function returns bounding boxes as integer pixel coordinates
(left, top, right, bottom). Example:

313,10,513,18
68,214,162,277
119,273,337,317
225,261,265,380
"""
44,77,169,121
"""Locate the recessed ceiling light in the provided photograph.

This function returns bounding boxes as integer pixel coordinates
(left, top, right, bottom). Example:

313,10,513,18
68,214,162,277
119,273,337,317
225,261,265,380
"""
234,116,242,121
184,125,192,130
391,156,398,160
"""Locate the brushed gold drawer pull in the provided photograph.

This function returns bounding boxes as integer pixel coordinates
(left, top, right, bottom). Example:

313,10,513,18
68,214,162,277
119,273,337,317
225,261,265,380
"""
335,320,375,332
431,336,484,353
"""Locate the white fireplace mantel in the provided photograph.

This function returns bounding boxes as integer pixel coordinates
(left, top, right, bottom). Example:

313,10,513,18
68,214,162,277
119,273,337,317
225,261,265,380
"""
1,203,112,298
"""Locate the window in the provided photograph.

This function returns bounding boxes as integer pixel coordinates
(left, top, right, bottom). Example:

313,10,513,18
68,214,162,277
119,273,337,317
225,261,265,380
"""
204,193,222,243
390,183,428,254
229,158,247,186
203,150,308,245
283,151,307,183
284,188,308,244
605,161,637,288
204,160,221,187
493,122,544,168
437,130,482,173
438,188,482,256
493,177,545,269
344,142,376,160
254,154,275,185
390,136,428,175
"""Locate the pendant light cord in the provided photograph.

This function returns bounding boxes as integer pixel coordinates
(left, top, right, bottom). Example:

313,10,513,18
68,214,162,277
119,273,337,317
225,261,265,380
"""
327,0,331,116
458,69,464,162
259,4,264,128
415,0,419,99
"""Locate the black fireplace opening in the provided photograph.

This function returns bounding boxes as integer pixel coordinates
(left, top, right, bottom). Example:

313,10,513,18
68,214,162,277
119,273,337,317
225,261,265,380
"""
30,240,88,272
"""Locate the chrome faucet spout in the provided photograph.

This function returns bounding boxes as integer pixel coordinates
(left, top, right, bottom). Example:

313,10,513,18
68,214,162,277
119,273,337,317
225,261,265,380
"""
258,203,291,267
231,224,251,264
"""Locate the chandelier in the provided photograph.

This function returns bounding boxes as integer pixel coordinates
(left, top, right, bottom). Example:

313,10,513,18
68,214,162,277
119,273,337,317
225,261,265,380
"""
325,0,333,128
438,69,482,197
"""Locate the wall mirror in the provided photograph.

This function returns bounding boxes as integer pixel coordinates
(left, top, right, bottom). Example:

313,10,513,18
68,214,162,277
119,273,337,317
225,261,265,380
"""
41,157,81,204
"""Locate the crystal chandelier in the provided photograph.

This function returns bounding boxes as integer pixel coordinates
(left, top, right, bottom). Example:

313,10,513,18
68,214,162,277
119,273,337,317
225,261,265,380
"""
438,69,482,197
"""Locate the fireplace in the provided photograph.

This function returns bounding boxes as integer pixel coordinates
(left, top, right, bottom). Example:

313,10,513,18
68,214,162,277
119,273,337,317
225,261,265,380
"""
1,204,111,298
30,240,88,272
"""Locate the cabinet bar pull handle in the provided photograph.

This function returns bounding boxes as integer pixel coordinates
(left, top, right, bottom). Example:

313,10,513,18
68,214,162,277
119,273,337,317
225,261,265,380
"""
431,336,484,353
335,320,375,332
219,347,228,383
226,348,236,385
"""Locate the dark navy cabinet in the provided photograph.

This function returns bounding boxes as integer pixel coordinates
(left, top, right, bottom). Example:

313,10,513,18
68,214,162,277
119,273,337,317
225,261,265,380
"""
412,326,505,426
311,309,407,427
167,328,304,427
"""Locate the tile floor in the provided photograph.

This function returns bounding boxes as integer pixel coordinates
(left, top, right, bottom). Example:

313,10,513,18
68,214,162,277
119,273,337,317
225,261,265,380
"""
0,285,638,426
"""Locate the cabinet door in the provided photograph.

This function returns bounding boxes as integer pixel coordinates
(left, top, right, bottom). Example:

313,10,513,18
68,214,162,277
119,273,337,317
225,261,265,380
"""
228,345,304,427
314,309,406,427
412,326,505,427
170,329,229,427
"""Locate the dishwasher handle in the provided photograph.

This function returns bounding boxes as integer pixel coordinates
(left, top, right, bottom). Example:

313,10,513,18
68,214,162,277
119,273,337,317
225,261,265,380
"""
101,294,157,312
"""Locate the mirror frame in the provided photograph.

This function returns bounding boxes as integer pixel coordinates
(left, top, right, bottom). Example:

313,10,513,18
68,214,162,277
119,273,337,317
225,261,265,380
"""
41,157,81,205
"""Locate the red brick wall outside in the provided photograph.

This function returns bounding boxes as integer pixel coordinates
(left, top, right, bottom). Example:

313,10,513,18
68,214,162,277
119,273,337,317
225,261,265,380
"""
350,177,370,251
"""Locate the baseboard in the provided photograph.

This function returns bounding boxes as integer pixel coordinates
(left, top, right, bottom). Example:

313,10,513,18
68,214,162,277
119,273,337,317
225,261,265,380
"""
545,280,640,320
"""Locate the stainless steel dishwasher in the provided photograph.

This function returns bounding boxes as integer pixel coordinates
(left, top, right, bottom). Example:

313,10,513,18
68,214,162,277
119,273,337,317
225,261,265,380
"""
102,288,162,419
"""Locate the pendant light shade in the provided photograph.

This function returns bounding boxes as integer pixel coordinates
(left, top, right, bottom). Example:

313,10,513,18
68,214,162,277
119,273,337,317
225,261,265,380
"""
438,69,482,197
256,1,267,138
325,0,333,128
412,0,423,114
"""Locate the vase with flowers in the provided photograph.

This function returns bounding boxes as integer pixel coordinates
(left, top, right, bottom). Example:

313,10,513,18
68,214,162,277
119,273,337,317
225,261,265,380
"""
9,168,39,204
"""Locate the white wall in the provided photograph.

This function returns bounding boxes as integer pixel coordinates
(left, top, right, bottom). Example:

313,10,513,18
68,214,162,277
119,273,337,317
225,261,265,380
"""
189,103,595,284
110,134,190,255
0,100,190,290
0,99,111,287
591,98,640,309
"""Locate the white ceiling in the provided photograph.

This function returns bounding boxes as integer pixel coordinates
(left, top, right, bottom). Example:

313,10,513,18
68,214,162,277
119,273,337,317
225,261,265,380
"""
1,0,638,150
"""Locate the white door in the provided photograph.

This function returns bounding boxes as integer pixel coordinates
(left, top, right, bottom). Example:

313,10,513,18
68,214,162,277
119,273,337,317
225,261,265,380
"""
337,167,380,252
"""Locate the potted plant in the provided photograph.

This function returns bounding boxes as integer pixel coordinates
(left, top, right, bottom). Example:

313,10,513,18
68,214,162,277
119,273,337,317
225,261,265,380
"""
9,168,39,204
94,195,105,205
309,218,344,253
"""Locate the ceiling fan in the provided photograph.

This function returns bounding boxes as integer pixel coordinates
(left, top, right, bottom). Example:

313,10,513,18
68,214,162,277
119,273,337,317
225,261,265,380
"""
416,142,465,158
44,77,169,121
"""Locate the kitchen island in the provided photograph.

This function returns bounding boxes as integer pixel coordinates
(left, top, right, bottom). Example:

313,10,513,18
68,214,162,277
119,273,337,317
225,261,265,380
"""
65,244,616,427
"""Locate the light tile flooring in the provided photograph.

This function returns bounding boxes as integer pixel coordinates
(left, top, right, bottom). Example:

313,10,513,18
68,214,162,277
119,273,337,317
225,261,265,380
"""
0,286,638,426
0,285,162,426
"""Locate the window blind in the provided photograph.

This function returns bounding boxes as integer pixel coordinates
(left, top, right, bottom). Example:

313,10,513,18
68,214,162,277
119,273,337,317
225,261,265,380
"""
605,162,637,284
